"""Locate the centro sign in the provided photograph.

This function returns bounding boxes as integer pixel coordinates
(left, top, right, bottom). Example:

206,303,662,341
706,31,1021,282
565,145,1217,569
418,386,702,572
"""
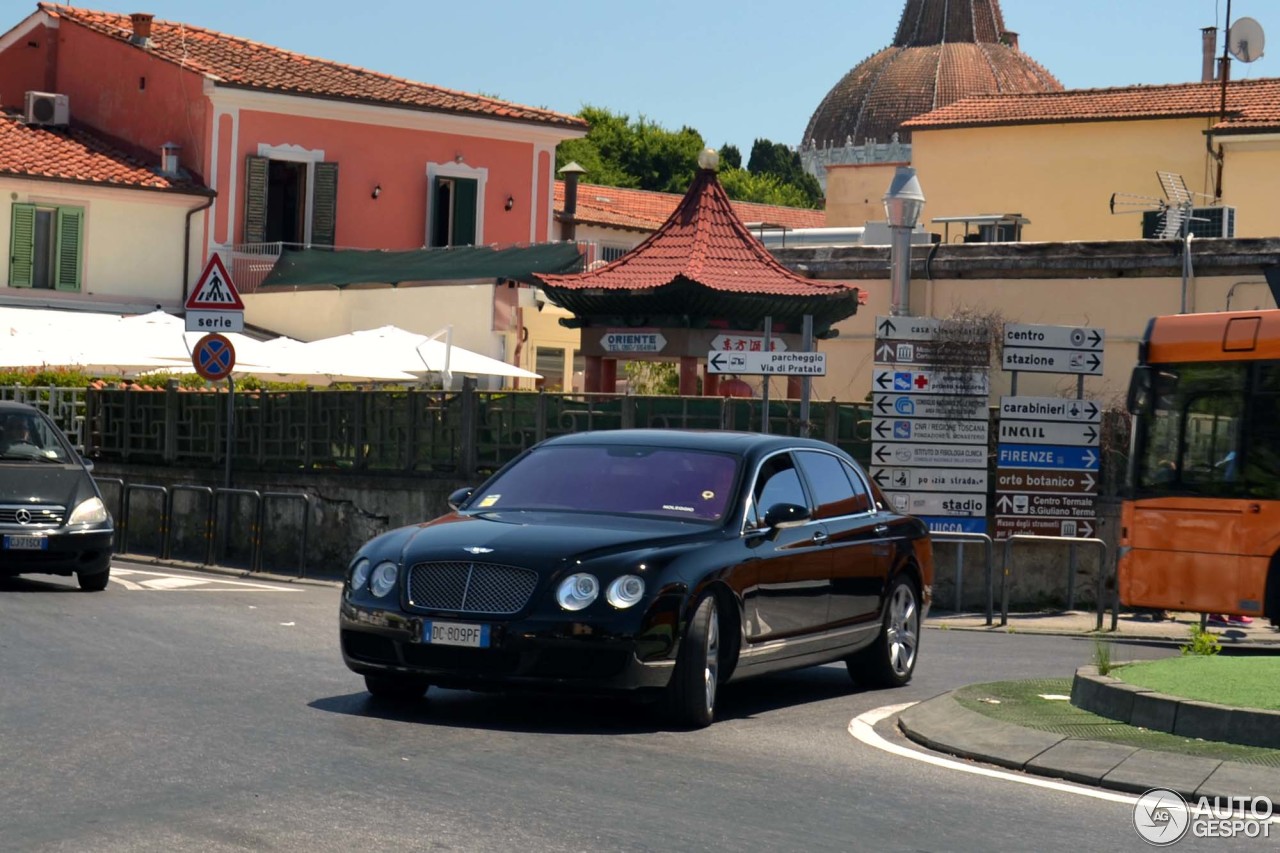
601,329,667,353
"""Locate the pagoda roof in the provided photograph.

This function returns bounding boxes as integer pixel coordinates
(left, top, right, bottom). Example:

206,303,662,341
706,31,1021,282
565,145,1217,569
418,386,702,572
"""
536,167,863,332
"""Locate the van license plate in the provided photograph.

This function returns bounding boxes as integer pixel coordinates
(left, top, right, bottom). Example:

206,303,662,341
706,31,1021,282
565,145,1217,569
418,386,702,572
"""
4,535,48,551
422,621,490,648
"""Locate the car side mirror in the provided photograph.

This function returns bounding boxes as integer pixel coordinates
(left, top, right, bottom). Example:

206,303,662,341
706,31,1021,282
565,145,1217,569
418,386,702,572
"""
82,458,95,473
763,502,811,529
447,487,475,511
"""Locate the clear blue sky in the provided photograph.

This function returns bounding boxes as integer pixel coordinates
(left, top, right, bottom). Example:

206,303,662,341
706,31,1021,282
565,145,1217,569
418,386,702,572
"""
53,1,1280,153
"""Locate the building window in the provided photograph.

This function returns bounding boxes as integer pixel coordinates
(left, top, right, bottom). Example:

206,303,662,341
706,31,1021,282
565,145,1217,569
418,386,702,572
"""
8,203,83,291
430,176,477,247
425,161,487,249
536,346,565,391
243,147,337,247
600,244,629,262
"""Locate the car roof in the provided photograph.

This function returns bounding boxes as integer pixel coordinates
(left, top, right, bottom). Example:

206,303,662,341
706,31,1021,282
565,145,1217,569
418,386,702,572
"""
0,401,42,415
538,428,848,457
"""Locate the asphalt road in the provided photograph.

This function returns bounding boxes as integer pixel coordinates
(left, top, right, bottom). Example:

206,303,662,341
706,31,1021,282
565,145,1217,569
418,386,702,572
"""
0,560,1235,853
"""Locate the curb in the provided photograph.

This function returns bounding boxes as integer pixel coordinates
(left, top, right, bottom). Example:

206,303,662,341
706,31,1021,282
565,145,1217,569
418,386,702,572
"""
1071,665,1280,750
114,554,341,588
897,690,1280,802
925,621,1280,651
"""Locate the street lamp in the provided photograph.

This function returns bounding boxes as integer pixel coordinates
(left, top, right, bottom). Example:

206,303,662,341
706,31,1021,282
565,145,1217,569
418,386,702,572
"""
884,166,925,317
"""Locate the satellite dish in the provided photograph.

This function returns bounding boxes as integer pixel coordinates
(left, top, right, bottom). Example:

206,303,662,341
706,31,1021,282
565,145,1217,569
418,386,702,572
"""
1228,17,1265,63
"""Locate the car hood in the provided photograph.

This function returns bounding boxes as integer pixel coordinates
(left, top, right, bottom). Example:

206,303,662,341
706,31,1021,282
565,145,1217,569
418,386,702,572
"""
379,511,716,568
0,463,96,510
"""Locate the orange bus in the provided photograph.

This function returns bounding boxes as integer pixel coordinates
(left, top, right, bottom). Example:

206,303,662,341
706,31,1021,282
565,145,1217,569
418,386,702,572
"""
1120,309,1280,628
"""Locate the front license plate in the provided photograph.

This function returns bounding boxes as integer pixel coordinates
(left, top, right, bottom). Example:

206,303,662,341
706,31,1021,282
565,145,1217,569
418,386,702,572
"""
3,535,47,551
422,621,490,648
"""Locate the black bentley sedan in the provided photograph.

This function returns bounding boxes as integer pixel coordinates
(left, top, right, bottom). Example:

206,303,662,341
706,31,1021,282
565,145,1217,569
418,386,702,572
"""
340,429,934,727
0,401,114,591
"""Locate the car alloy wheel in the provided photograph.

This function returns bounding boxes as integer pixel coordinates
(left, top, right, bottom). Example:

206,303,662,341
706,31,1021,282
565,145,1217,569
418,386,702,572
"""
664,593,720,728
885,581,918,678
702,601,720,715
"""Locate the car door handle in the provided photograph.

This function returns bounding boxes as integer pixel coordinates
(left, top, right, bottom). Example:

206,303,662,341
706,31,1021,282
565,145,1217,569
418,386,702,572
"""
812,530,828,543
875,524,890,535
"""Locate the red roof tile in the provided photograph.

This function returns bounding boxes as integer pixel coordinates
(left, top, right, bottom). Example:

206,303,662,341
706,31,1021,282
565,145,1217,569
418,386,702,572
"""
41,4,587,131
902,78,1280,132
0,111,207,192
539,169,856,300
554,180,826,233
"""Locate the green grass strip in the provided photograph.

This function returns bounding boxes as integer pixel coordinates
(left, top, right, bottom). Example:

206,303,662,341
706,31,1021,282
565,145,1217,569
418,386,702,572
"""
1114,657,1280,711
954,679,1280,767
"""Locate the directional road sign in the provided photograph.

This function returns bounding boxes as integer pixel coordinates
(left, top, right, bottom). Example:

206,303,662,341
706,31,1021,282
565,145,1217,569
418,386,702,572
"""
919,516,989,535
871,467,988,493
994,492,1097,518
998,420,1100,446
873,394,988,420
997,444,1099,470
191,333,236,382
1003,323,1104,351
1002,347,1103,375
885,491,987,517
995,468,1096,494
873,442,989,469
994,516,1097,540
872,367,990,396
1000,396,1101,423
707,350,825,375
874,315,988,343
872,339,988,367
873,418,988,444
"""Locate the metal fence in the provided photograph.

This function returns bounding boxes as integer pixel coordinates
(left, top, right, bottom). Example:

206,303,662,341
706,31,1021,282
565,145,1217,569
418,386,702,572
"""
75,383,876,477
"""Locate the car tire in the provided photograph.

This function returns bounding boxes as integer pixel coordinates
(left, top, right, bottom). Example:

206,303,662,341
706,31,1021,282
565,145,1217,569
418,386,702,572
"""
847,574,920,688
77,568,110,592
364,674,430,702
663,593,720,729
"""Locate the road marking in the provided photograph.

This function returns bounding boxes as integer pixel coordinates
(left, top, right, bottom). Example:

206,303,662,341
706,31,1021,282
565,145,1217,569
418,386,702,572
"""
851,702,1280,822
110,567,299,592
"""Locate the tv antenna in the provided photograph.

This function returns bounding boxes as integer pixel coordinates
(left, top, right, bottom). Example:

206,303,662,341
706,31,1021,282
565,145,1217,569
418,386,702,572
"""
1109,172,1215,313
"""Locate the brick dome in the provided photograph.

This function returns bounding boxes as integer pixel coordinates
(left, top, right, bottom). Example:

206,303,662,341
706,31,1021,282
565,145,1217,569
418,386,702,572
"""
802,0,1062,149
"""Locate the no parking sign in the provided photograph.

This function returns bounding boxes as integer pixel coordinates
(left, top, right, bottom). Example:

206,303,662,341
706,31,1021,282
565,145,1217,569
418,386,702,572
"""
192,333,236,381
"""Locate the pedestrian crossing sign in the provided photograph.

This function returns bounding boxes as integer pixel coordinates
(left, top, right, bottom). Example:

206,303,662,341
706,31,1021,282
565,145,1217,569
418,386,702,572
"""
185,253,245,311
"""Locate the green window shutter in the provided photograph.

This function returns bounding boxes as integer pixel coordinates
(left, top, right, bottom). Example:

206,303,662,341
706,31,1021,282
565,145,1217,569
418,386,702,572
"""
53,206,83,292
310,161,338,248
452,178,477,246
9,203,35,287
243,155,269,244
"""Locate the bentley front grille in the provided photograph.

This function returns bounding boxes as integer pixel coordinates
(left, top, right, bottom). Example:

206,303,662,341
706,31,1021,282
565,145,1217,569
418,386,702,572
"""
407,561,539,615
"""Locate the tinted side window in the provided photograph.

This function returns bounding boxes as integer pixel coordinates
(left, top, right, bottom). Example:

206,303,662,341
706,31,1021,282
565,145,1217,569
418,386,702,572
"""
753,453,807,524
796,451,869,518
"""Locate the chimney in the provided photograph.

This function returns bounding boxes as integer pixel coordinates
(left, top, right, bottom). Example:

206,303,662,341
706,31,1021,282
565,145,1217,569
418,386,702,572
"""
129,13,154,48
558,161,586,242
999,31,1019,51
160,141,181,176
1202,26,1218,82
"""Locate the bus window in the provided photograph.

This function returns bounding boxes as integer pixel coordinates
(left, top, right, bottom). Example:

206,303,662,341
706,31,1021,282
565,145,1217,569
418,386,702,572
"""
1134,363,1245,495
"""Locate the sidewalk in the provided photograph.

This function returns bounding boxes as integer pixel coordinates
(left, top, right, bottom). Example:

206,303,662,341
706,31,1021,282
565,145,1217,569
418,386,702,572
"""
903,612,1280,801
928,608,1280,649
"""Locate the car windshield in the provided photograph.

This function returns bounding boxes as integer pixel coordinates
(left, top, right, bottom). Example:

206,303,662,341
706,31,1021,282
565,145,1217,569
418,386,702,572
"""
0,412,72,462
470,445,740,522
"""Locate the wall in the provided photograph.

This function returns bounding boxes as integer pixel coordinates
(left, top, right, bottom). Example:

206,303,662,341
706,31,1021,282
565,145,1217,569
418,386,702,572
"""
0,17,57,107
824,161,902,228
898,118,1223,242
1221,139,1280,240
1,176,207,307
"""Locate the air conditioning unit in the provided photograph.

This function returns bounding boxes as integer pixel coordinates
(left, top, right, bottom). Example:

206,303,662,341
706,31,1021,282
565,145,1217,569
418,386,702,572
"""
1142,205,1236,239
24,91,70,127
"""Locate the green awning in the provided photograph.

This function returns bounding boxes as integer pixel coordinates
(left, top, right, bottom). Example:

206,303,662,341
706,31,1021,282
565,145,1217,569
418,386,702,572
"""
259,243,585,288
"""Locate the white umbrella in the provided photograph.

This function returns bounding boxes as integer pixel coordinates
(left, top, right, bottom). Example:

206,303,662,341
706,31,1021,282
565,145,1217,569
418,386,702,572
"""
248,336,418,384
300,325,540,382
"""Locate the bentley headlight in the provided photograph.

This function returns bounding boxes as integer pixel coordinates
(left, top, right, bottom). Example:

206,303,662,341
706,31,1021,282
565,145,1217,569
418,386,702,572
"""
370,561,399,598
68,497,108,525
556,573,599,611
350,557,371,591
606,575,645,609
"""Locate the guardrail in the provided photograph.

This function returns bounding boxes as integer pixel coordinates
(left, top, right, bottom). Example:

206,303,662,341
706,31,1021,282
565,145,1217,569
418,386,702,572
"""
213,488,262,571
168,485,214,565
929,532,996,625
1000,534,1113,631
120,484,169,557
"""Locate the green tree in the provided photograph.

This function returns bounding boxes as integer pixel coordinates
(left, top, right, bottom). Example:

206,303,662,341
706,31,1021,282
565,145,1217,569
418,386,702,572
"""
718,143,742,170
717,168,813,207
557,106,704,194
747,139,823,207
